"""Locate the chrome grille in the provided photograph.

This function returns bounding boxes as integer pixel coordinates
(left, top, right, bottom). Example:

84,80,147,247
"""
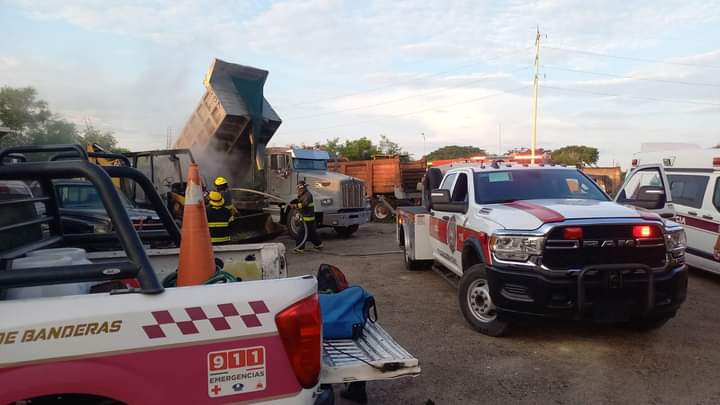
341,180,364,208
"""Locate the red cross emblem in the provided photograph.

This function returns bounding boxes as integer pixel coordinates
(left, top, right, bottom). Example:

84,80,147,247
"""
211,385,222,395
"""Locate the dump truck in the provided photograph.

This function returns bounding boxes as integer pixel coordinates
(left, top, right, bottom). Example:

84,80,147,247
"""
328,155,426,221
174,59,370,239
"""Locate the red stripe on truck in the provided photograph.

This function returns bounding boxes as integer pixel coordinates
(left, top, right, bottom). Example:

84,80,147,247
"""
676,214,720,233
0,334,300,403
505,201,565,223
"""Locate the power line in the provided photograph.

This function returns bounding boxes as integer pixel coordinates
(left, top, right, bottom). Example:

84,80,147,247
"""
286,66,529,120
544,45,720,70
285,85,531,135
543,65,720,88
543,85,720,107
284,51,532,109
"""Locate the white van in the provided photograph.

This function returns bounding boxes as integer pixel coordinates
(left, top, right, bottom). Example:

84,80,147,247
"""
616,146,720,275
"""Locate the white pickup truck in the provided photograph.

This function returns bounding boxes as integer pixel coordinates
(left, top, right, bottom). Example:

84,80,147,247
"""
397,163,688,336
0,145,419,404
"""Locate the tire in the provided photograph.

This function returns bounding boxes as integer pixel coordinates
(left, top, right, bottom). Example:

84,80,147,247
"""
334,224,359,238
286,207,303,239
372,199,392,221
458,264,510,337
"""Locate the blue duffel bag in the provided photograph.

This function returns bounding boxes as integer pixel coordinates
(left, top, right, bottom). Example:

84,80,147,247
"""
319,286,377,340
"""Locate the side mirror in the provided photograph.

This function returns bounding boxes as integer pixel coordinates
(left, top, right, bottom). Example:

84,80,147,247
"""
620,185,665,209
431,189,451,205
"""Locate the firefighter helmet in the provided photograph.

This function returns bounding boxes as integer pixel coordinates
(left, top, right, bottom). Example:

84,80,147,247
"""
208,191,225,207
214,176,229,187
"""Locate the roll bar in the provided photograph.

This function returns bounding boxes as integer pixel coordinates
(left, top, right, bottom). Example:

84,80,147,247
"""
0,158,164,294
50,151,132,167
0,144,88,163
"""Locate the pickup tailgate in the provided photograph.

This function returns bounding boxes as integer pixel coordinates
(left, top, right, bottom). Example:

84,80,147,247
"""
320,322,420,383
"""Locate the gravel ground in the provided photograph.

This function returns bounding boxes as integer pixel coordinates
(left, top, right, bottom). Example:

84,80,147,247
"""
282,222,720,405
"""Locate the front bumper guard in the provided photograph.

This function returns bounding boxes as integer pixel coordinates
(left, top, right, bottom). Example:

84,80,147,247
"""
572,263,654,320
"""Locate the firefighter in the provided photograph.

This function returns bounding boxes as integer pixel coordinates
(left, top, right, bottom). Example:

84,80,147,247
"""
206,191,232,245
292,181,323,253
213,176,238,216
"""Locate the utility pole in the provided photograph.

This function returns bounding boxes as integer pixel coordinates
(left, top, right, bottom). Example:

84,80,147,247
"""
531,26,541,164
421,132,427,158
166,127,173,149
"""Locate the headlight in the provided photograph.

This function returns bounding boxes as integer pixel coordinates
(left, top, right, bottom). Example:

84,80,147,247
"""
320,198,333,206
666,229,687,253
490,235,544,262
93,221,111,234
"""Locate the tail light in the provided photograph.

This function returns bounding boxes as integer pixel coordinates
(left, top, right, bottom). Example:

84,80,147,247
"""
275,294,321,389
713,158,720,168
631,159,638,167
632,225,655,238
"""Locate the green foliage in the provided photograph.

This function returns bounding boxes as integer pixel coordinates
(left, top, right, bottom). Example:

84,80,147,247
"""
378,134,402,155
338,137,378,160
0,86,124,153
550,145,599,166
0,86,50,132
425,145,485,162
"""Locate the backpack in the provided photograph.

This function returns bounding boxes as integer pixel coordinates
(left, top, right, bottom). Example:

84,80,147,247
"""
319,286,376,340
317,263,349,293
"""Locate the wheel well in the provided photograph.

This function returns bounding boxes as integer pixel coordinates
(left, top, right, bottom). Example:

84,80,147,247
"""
22,393,120,404
462,244,483,272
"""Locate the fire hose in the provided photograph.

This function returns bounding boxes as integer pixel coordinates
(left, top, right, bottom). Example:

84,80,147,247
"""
228,188,402,256
230,188,308,248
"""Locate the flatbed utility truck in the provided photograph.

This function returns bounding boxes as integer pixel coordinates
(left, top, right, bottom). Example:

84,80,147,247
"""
0,144,419,404
397,163,688,336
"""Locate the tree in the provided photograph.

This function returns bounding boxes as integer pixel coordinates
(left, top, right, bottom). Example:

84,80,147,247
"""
425,145,486,162
378,135,402,155
316,136,379,160
338,137,379,160
550,145,599,166
0,86,126,153
0,86,50,133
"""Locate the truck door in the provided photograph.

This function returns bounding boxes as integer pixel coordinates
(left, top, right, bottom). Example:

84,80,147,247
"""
615,164,674,219
268,153,292,198
430,172,469,274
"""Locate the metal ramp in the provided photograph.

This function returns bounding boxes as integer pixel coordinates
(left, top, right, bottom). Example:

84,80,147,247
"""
320,322,420,384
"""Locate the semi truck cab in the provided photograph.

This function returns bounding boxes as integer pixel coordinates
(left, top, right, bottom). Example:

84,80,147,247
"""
266,148,371,238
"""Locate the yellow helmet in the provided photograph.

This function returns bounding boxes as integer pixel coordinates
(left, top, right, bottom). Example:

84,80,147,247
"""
214,176,228,187
208,191,225,207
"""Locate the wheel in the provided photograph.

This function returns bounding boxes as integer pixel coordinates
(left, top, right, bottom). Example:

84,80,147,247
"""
286,207,303,239
372,200,392,221
458,264,510,337
334,224,359,237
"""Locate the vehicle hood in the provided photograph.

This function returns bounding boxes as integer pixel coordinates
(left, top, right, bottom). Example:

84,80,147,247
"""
297,170,361,185
61,207,159,222
482,199,648,230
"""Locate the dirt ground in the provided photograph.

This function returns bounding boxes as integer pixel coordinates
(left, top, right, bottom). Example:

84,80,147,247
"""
282,222,720,405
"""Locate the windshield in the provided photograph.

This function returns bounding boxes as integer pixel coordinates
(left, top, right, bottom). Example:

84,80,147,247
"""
58,184,135,209
293,158,327,170
473,169,608,204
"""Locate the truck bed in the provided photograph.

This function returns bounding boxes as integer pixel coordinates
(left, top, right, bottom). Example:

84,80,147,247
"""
320,322,420,384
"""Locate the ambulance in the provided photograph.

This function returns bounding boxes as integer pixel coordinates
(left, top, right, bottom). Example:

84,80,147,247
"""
618,144,720,275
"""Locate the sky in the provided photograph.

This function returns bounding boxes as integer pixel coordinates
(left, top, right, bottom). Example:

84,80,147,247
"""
1,0,719,168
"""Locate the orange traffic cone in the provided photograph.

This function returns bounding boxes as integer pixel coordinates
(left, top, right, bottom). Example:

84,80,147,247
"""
176,163,216,286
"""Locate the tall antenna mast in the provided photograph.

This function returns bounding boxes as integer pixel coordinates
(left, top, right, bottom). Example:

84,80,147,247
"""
531,26,541,164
